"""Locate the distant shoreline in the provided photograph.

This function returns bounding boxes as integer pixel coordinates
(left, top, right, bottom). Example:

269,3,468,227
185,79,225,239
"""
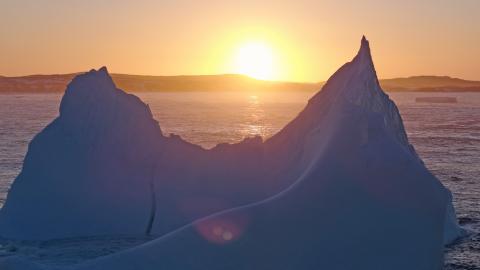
2,89,480,94
1,73,480,93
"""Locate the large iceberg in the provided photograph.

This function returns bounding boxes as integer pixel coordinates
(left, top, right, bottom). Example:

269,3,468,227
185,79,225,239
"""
0,37,463,269
0,69,271,240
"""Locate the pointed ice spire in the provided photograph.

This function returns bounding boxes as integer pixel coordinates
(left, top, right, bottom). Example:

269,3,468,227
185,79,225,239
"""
303,36,413,155
360,35,369,52
308,35,379,105
352,35,375,72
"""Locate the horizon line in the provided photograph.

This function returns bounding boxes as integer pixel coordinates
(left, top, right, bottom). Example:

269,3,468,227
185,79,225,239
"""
1,72,479,84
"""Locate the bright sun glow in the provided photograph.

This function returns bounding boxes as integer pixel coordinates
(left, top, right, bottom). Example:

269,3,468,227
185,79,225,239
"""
232,41,277,80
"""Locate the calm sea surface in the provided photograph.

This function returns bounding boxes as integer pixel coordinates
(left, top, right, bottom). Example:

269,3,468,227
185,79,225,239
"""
0,91,479,269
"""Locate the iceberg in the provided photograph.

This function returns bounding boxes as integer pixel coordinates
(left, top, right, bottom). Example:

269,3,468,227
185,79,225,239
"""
0,37,463,269
0,68,270,240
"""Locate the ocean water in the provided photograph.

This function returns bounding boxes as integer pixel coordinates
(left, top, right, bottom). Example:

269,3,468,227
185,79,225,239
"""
0,91,479,269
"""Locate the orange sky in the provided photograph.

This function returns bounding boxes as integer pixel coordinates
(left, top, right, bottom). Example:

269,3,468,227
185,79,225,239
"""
1,0,479,82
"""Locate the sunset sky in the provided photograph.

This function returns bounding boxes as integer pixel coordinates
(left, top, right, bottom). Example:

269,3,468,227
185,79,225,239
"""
1,0,479,82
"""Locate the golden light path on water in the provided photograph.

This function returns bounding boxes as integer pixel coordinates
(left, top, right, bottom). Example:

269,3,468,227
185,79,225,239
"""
240,95,268,139
134,91,311,149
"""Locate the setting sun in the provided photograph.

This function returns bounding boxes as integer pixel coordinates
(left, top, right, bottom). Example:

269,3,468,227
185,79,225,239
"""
232,41,277,80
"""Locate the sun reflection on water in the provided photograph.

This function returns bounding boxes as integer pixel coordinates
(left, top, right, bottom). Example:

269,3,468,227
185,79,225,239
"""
241,94,267,138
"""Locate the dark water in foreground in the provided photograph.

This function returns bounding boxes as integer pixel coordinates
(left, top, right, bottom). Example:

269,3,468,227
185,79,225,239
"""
0,91,479,269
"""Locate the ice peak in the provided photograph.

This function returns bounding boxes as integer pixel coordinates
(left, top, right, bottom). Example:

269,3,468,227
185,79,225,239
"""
309,36,378,104
361,35,368,48
59,67,118,118
99,66,109,74
304,37,413,154
353,35,374,69
58,66,161,142
71,67,114,90
83,67,114,85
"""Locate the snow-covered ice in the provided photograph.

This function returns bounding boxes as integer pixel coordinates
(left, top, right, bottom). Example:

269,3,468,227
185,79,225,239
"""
0,37,464,269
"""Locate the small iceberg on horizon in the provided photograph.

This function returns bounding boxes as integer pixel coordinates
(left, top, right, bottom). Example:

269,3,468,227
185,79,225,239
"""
415,96,458,103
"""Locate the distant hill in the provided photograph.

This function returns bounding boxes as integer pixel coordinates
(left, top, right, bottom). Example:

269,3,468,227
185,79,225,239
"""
0,74,78,93
111,74,320,92
380,76,480,92
0,73,320,93
0,72,479,93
